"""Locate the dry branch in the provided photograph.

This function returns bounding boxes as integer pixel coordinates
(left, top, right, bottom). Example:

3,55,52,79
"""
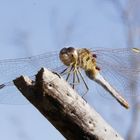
13,68,124,140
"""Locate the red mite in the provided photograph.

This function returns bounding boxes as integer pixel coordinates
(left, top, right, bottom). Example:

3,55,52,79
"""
92,54,97,58
92,54,100,70
96,66,100,71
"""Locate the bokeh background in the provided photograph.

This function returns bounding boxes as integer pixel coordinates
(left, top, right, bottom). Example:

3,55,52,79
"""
0,0,140,140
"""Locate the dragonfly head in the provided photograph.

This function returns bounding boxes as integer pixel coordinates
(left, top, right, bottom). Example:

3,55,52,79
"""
59,47,78,66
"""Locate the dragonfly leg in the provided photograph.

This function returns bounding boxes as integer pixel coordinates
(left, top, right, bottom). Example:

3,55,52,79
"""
72,70,76,89
60,66,82,90
60,65,79,87
60,67,69,75
69,68,81,87
77,69,89,98
65,66,73,81
52,71,61,78
59,66,73,82
75,70,80,83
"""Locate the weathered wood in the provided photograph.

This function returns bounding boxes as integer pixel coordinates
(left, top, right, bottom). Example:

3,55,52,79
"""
13,68,124,140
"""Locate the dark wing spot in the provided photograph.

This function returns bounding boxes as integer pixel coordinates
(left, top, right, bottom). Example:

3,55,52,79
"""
0,84,5,89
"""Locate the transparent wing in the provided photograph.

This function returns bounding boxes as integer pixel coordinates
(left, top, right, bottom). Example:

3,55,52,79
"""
93,47,140,72
91,47,140,99
1,47,140,105
0,51,67,104
0,51,66,82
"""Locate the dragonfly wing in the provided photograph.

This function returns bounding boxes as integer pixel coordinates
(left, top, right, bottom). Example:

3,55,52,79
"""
93,47,140,98
93,47,140,73
0,51,65,83
0,51,66,104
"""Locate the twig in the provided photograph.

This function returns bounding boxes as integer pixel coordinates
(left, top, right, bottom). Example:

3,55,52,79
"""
13,68,124,140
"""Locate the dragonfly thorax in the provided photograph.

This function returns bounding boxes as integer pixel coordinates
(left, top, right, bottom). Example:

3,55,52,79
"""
59,47,78,66
77,48,99,79
59,47,100,79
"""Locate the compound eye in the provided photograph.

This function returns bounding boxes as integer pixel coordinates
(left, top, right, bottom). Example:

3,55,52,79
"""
67,47,75,52
60,48,67,54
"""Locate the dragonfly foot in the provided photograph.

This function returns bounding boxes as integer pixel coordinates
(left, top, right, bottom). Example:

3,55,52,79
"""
82,96,87,103
52,71,61,78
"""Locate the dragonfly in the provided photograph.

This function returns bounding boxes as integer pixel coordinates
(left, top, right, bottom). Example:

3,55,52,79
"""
0,47,140,108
